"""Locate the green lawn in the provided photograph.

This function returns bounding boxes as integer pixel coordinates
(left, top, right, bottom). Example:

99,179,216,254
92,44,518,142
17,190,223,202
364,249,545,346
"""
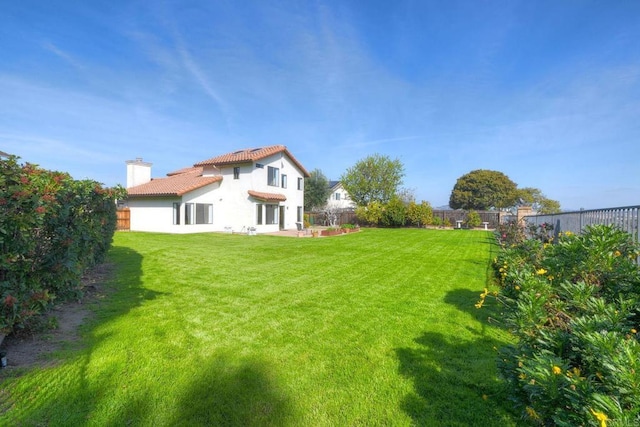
1,228,518,426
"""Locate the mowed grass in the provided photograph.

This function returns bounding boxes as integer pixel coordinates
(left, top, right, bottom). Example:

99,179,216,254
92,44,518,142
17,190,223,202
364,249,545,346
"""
0,228,517,426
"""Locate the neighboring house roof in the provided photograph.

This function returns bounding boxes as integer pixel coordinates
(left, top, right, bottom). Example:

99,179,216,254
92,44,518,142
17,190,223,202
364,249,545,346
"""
194,145,310,177
247,190,287,202
127,167,223,197
0,150,10,158
328,180,341,190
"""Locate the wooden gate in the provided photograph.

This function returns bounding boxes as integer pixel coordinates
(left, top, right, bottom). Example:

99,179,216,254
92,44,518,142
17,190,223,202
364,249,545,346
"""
116,208,130,231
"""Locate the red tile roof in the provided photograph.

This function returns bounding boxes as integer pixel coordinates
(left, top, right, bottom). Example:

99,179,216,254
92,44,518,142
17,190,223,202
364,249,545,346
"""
247,190,287,202
127,168,222,197
127,145,308,197
194,145,310,177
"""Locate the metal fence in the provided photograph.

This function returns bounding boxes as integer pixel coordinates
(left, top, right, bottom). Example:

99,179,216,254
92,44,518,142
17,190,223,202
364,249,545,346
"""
524,205,640,242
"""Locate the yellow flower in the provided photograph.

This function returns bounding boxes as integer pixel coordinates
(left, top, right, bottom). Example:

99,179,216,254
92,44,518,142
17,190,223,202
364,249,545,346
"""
552,365,562,375
590,409,608,427
536,268,547,275
632,329,637,334
614,250,621,257
525,406,540,420
514,285,520,290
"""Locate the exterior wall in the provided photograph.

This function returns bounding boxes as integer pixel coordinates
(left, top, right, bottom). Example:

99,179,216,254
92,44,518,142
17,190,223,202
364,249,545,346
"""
129,182,222,234
128,197,181,233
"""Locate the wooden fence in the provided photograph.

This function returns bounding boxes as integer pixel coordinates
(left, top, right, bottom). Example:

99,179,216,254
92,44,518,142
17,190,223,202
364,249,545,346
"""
306,208,501,228
116,208,130,231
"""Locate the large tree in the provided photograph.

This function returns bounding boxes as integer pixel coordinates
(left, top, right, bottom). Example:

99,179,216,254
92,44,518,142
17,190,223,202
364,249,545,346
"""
341,154,405,206
304,168,332,211
449,169,518,210
516,187,561,214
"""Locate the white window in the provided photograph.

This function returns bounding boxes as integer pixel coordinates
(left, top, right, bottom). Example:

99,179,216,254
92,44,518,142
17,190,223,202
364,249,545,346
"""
297,177,303,190
335,193,341,201
185,203,194,225
256,204,263,225
281,174,287,188
185,203,213,224
173,203,181,225
268,166,279,187
265,204,278,224
195,203,213,224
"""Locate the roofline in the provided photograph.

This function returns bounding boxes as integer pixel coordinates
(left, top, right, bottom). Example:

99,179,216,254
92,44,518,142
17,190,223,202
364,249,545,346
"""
195,145,310,177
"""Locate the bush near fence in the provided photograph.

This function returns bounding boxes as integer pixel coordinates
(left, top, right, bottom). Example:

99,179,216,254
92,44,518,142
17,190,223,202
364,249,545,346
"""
487,223,640,425
306,207,500,229
0,156,124,335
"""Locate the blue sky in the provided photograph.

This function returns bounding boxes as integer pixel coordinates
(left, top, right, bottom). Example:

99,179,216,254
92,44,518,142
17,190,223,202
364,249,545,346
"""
2,1,639,210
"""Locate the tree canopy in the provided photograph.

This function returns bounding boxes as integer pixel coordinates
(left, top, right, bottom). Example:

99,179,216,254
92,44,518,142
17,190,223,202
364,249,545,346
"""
449,169,518,210
516,187,561,214
341,154,405,206
304,168,332,211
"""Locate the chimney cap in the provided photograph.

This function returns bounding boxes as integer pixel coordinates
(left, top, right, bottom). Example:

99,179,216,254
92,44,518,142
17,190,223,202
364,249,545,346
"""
126,158,153,166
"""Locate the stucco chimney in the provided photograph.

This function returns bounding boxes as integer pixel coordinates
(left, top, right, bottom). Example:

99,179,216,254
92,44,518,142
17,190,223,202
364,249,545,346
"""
126,158,152,188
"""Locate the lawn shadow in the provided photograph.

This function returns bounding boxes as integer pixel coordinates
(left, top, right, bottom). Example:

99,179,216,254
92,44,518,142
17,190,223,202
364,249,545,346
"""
169,354,296,426
396,288,518,426
0,244,168,424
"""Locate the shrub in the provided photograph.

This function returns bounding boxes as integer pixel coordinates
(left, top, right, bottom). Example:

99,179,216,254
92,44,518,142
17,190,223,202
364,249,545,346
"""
406,200,433,227
465,210,482,228
0,156,124,335
495,219,527,247
380,197,406,227
355,201,384,226
487,225,640,425
526,222,554,243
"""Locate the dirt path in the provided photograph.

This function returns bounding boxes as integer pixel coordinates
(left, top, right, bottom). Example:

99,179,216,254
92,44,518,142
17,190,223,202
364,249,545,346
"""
0,263,114,370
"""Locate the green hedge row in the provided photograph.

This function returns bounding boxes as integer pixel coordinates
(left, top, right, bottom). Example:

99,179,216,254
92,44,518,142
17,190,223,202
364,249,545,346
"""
488,222,640,426
354,199,435,227
1,156,124,335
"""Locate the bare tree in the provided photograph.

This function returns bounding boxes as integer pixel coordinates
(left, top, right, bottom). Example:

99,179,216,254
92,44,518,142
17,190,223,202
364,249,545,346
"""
319,202,341,227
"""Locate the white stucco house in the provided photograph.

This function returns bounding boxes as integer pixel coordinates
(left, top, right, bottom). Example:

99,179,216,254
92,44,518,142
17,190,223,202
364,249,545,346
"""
327,181,356,210
125,145,309,234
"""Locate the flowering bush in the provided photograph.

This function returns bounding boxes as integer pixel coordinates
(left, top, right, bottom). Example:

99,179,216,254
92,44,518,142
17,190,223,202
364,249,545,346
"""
495,220,527,247
487,225,640,426
1,156,124,334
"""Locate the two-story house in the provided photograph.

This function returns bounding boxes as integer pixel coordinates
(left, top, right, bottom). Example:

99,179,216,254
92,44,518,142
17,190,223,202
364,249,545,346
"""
327,181,356,210
125,145,309,234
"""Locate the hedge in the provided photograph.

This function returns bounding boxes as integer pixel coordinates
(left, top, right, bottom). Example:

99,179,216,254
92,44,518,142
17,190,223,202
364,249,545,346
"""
486,221,640,426
1,156,124,335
